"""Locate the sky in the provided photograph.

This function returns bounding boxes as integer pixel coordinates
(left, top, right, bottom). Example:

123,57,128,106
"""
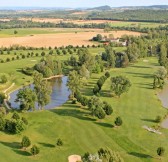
0,0,168,8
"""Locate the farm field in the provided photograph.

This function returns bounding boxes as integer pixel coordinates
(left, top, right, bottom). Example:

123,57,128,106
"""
16,18,168,28
0,28,141,47
0,57,168,162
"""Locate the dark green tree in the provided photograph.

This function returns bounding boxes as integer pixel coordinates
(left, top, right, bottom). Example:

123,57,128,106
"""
30,145,40,156
21,136,31,149
115,116,123,126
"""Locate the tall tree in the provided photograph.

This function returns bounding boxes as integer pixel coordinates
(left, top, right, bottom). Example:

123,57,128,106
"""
105,46,116,68
159,43,168,67
33,72,51,110
16,88,37,111
111,76,131,97
67,70,82,98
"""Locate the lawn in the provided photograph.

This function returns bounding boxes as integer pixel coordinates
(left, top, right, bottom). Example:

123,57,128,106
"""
0,57,168,162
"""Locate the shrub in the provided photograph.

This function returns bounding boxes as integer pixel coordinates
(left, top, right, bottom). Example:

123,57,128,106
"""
0,117,6,131
0,93,5,104
155,116,162,123
56,138,63,146
71,99,77,104
115,116,123,126
93,84,100,95
21,136,31,149
21,117,28,125
105,71,110,78
31,145,40,156
157,147,165,156
12,112,20,120
103,102,113,115
1,75,8,83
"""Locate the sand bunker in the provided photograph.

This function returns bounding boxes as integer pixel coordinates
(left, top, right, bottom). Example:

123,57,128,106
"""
68,155,81,162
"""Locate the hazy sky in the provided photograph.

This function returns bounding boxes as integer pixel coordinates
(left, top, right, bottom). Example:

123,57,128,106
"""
0,0,168,8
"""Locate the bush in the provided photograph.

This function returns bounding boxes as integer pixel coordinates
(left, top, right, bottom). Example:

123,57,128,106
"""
71,99,77,104
157,147,165,156
31,145,40,156
0,93,5,104
94,107,106,119
12,112,20,120
93,84,100,95
0,107,6,117
21,117,28,125
103,102,113,115
155,116,162,123
21,136,31,149
105,71,110,78
5,119,16,133
0,117,6,131
56,138,63,146
15,120,26,134
115,116,123,126
1,75,8,83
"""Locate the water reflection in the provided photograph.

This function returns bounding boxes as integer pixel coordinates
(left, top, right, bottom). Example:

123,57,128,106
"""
9,76,70,110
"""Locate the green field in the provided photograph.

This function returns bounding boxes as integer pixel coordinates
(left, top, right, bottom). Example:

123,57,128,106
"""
0,56,168,162
0,28,92,38
109,21,168,28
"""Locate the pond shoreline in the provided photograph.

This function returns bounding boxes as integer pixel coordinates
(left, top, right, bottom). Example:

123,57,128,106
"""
157,83,168,129
5,74,64,110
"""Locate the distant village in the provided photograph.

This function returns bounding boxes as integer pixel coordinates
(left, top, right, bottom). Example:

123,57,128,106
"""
91,34,127,46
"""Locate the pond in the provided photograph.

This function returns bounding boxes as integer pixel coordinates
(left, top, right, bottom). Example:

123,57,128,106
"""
157,84,168,109
157,83,168,129
9,76,70,110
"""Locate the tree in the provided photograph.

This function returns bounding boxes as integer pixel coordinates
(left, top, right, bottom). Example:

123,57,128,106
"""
159,44,168,67
153,67,167,89
98,148,124,162
14,30,18,35
33,72,51,110
1,75,7,83
155,116,162,123
21,136,31,149
103,102,113,115
105,46,116,68
78,48,95,73
121,54,129,68
56,138,63,146
79,64,90,79
127,43,140,62
0,117,6,131
111,76,131,97
12,112,20,120
0,93,5,104
88,96,106,119
93,84,100,95
16,88,37,111
105,71,110,78
157,147,165,157
67,70,82,98
30,145,40,156
115,116,123,126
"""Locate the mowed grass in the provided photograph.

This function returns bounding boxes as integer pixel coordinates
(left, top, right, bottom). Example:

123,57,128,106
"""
0,57,168,162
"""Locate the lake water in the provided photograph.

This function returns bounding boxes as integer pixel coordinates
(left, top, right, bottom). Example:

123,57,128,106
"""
157,83,168,129
9,76,70,110
157,84,168,109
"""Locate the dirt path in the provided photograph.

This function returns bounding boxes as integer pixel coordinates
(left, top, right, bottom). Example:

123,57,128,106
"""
3,83,15,110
